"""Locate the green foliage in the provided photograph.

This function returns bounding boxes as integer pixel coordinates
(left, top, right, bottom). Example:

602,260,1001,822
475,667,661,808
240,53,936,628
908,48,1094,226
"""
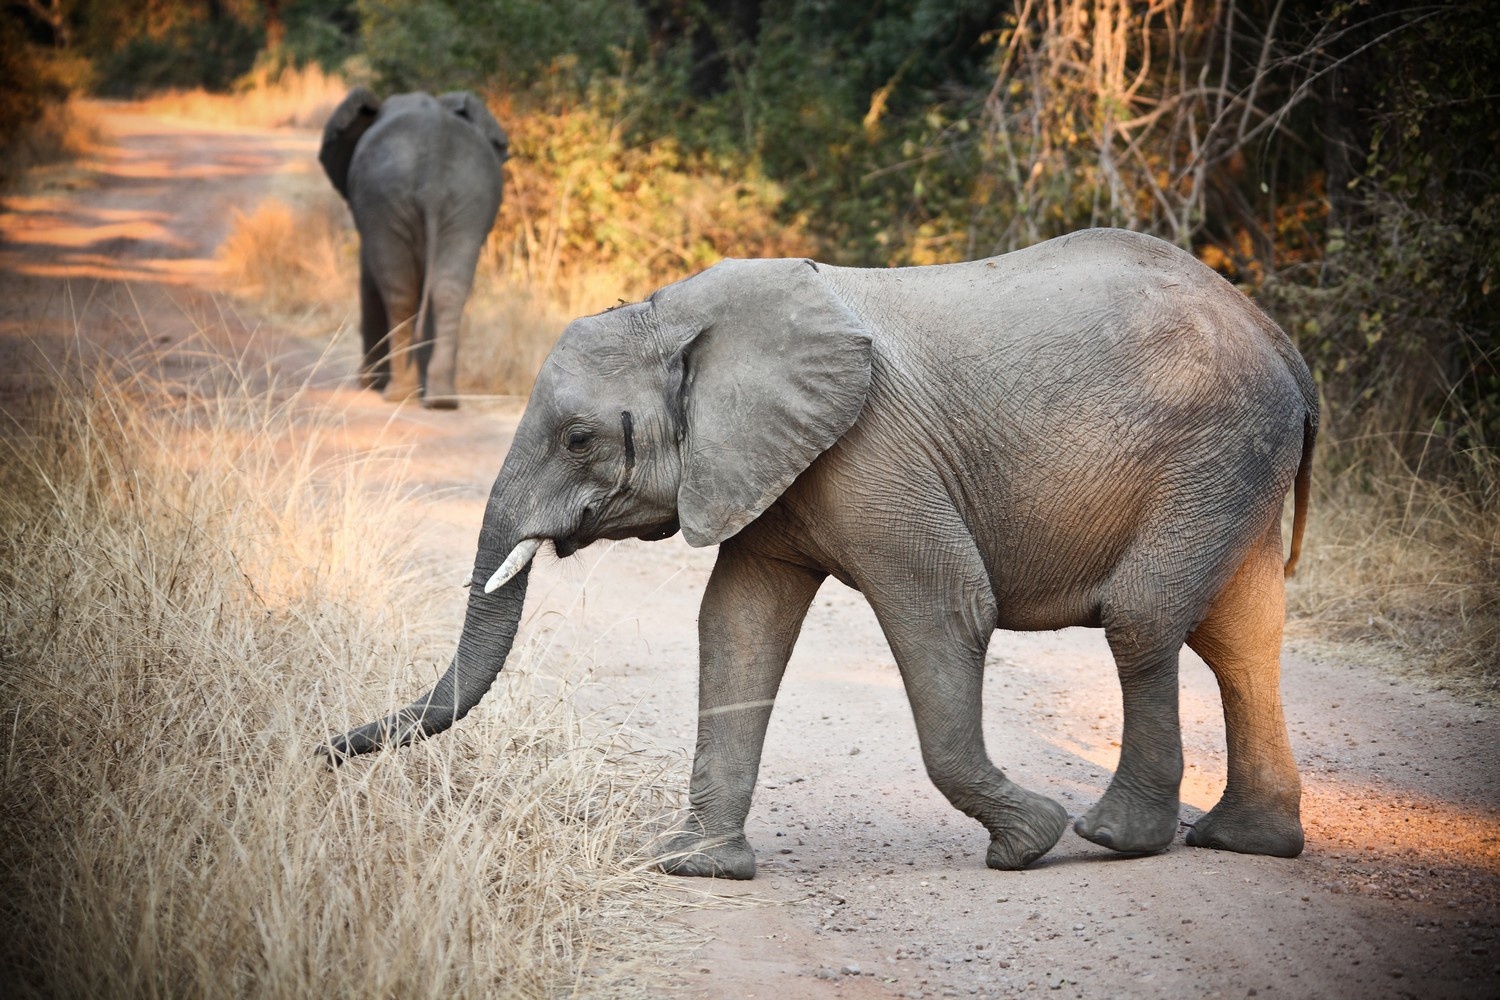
617,0,1017,265
98,25,263,95
1263,1,1500,474
491,78,809,297
281,0,361,70
68,0,266,95
356,0,641,94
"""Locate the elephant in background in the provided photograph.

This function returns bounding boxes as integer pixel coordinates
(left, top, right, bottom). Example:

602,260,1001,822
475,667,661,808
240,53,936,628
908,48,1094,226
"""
321,229,1318,876
320,87,509,409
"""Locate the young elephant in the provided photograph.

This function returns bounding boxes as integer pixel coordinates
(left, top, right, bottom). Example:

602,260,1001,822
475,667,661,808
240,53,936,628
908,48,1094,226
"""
320,87,508,408
323,229,1318,876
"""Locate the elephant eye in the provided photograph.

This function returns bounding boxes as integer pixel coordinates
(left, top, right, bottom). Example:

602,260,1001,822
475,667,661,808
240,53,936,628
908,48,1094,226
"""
565,428,593,453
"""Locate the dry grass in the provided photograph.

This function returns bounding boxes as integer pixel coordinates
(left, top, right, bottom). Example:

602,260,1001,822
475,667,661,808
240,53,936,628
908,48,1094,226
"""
0,337,697,998
1288,440,1499,700
137,63,347,130
456,275,574,399
218,190,357,324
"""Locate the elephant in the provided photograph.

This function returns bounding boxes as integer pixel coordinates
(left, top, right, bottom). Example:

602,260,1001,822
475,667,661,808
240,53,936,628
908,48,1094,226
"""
321,228,1319,877
320,87,509,409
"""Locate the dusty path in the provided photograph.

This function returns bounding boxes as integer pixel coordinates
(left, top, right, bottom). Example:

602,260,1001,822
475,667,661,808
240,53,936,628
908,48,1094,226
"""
3,105,1497,999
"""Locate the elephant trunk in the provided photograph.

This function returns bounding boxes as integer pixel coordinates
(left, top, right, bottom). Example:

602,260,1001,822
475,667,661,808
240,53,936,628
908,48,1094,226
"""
321,518,536,762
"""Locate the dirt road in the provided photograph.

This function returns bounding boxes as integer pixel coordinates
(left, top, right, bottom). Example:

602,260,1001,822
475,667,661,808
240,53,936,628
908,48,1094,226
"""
4,106,1496,999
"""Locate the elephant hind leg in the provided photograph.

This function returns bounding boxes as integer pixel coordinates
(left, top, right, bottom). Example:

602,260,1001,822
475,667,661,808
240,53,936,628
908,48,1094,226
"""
1074,615,1185,855
379,282,422,404
358,257,390,390
418,277,467,410
1184,523,1304,857
418,240,484,410
359,237,424,404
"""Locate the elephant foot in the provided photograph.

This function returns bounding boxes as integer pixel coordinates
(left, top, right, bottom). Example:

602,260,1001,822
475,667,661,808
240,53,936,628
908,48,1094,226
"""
984,788,1070,870
359,371,389,391
1185,795,1303,858
655,829,756,879
1074,785,1180,855
421,394,459,410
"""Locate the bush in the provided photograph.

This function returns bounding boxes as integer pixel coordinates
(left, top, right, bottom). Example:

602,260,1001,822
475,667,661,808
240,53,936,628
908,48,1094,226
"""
356,0,641,94
95,14,264,96
0,13,49,147
489,81,810,301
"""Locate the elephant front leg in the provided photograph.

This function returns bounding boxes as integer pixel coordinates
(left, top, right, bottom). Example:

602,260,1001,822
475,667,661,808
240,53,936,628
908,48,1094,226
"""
658,545,824,880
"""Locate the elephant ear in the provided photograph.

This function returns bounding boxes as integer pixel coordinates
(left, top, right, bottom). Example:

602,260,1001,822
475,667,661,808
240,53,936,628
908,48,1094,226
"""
654,258,873,547
440,91,510,165
319,86,381,199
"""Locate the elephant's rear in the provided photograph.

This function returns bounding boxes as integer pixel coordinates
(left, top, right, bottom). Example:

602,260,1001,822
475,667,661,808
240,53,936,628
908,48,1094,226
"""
351,101,501,232
343,94,506,408
821,229,1316,628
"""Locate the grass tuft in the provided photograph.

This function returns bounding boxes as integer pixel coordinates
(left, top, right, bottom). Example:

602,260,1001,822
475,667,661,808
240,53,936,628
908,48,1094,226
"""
217,191,357,324
0,337,693,998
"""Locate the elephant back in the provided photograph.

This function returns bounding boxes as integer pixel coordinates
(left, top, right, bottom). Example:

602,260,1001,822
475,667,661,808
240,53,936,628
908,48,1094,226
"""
324,91,507,207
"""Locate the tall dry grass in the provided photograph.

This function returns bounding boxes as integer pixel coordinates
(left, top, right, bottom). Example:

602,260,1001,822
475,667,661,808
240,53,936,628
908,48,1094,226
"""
0,338,694,998
218,189,357,324
137,63,347,130
1287,440,1499,699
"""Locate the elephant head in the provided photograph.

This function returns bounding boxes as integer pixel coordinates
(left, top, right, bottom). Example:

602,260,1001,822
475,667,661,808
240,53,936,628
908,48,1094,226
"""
324,258,874,758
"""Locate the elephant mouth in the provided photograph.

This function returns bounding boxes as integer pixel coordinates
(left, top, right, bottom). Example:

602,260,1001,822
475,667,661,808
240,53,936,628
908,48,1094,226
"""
553,513,679,558
554,504,599,558
637,517,680,542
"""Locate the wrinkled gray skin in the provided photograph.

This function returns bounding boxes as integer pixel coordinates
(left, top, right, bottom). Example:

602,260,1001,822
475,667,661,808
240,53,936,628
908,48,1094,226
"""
323,229,1318,876
320,87,508,408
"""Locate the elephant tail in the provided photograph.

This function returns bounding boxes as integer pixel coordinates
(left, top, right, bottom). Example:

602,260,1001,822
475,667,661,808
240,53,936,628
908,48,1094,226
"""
1283,413,1315,578
413,210,441,359
1266,315,1319,579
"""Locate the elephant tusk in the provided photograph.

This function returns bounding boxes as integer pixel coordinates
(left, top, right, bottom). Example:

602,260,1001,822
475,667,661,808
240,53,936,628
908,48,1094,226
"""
483,537,542,593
